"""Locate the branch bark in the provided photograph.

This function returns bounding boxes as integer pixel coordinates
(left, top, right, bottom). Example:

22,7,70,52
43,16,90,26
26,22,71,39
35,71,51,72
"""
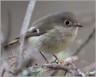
14,0,36,74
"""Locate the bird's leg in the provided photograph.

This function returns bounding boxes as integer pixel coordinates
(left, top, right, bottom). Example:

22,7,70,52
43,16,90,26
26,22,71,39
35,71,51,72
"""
39,51,50,64
53,54,64,64
52,54,59,64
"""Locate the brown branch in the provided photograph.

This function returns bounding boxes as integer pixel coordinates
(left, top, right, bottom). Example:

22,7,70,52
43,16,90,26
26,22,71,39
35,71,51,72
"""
39,51,49,63
43,64,70,71
43,63,82,76
43,56,80,76
43,63,96,76
42,56,96,76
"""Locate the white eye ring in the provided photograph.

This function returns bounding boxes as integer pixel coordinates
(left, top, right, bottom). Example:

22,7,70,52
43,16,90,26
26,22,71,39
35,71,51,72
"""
64,19,72,26
28,27,40,34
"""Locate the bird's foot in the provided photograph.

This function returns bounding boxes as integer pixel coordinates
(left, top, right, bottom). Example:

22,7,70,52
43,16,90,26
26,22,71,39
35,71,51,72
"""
53,54,64,64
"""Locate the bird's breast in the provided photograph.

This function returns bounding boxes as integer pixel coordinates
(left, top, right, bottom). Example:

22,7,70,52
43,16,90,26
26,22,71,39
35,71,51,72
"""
41,33,72,53
28,27,77,54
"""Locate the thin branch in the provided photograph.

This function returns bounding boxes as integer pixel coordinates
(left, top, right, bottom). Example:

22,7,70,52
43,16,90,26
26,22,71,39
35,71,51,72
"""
70,63,85,77
1,59,13,76
43,63,96,76
42,56,95,76
74,27,95,55
43,64,70,71
39,51,49,63
14,0,36,74
42,56,79,76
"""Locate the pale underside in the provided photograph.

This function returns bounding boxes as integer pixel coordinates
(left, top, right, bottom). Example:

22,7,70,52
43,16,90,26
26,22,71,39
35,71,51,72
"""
28,26,78,54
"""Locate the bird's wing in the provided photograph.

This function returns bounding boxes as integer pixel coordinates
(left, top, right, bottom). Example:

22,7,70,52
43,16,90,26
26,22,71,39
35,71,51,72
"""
4,27,46,48
4,14,55,48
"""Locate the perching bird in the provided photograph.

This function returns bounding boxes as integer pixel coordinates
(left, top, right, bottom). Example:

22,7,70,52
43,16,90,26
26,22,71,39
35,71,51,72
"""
4,11,82,63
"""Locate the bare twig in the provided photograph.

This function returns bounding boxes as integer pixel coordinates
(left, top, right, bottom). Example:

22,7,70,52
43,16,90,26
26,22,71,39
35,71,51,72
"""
43,63,96,76
42,56,96,76
43,63,83,76
14,0,36,74
1,59,13,76
74,27,95,55
43,64,70,71
71,63,85,77
39,51,49,63
43,56,79,76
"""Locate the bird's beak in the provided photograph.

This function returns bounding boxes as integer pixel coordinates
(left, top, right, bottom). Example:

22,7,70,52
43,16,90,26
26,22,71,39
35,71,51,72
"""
74,23,83,27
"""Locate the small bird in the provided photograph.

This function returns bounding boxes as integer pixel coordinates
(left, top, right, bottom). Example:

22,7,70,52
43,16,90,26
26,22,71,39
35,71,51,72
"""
4,11,82,63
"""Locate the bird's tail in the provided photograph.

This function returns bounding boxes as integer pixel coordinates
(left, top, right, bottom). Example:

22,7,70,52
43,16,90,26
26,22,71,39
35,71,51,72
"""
4,39,19,48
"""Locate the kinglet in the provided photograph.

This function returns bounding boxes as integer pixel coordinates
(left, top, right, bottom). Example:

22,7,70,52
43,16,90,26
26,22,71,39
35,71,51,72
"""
4,12,82,55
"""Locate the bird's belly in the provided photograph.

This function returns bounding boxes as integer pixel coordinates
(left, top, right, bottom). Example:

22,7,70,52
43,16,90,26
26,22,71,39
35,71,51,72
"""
37,33,75,54
28,27,78,54
28,31,76,54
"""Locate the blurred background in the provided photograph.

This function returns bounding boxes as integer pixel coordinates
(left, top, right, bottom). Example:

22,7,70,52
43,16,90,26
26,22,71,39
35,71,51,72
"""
1,0,95,76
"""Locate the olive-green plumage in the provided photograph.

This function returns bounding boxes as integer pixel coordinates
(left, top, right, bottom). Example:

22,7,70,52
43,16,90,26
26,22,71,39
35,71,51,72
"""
5,11,82,54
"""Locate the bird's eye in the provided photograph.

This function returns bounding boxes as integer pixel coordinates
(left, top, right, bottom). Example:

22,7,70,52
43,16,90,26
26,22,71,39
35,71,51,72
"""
64,20,72,26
